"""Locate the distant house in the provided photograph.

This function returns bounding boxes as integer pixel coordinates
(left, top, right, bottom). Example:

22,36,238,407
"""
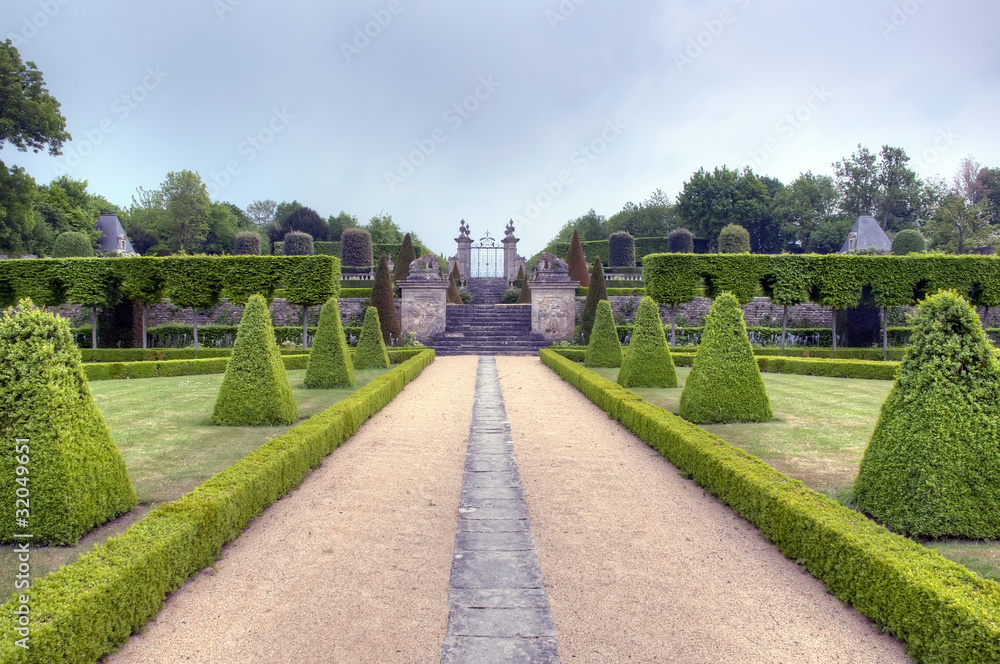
95,214,136,253
839,215,891,254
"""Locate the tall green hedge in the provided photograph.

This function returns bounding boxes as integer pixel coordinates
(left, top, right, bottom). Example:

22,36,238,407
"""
584,300,623,368
353,306,390,370
679,292,773,423
0,300,137,545
618,296,676,387
304,297,356,389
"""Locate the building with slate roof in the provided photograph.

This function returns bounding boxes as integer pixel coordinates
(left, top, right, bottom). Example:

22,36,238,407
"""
95,213,136,254
839,215,891,254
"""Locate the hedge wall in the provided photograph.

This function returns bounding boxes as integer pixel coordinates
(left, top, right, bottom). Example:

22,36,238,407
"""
549,346,908,365
0,350,436,663
540,349,1000,664
544,236,687,265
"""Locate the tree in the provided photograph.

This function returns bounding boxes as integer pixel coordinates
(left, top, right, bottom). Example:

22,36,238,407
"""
282,231,314,256
394,233,416,282
718,223,750,253
202,201,239,254
608,231,635,267
159,170,211,253
926,194,995,254
974,167,1000,225
51,231,93,257
676,166,780,251
566,229,590,287
579,258,607,343
370,253,400,344
233,231,261,255
245,199,277,230
618,297,676,388
548,208,607,244
833,144,879,218
954,156,984,204
365,211,403,244
891,229,926,255
121,186,166,255
327,210,358,241
771,172,844,251
283,206,329,241
833,144,922,231
273,200,301,229
341,227,373,267
668,228,694,253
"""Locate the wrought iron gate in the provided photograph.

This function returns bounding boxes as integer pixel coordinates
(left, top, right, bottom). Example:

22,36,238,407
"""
470,231,504,278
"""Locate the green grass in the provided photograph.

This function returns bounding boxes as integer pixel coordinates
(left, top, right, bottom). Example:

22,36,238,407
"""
590,364,1000,582
0,368,387,599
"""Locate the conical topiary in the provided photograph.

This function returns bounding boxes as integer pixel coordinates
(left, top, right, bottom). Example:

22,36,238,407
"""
212,294,298,426
516,265,531,304
447,263,463,304
618,297,677,388
371,253,401,345
679,292,772,423
304,297,356,389
394,233,417,283
584,300,623,368
854,290,1000,538
579,258,608,343
566,229,590,287
0,299,137,545
353,306,390,370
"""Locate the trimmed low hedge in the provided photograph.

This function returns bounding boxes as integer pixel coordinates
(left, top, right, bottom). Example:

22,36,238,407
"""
80,348,306,363
340,288,373,298
0,349,435,663
540,349,1000,664
577,287,646,297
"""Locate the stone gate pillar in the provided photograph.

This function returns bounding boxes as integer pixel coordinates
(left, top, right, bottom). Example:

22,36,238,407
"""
454,220,472,281
502,219,519,282
399,253,448,342
530,252,580,342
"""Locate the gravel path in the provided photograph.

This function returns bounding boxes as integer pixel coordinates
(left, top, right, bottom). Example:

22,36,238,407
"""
495,356,912,664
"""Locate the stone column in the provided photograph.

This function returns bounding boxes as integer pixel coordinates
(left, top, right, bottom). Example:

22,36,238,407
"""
399,254,449,342
530,252,580,342
502,219,519,283
455,219,472,281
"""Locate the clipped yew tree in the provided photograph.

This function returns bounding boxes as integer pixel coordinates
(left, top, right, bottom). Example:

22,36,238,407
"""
212,294,298,426
52,231,93,257
304,296,356,389
584,300,623,368
447,264,463,304
515,265,531,304
341,227,374,267
609,231,636,267
233,231,261,255
353,306,390,369
282,231,314,255
371,253,401,344
566,229,590,287
393,233,416,283
891,229,926,255
579,258,608,343
0,300,137,545
618,296,676,388
718,223,750,253
668,228,694,253
679,292,772,424
854,290,1000,538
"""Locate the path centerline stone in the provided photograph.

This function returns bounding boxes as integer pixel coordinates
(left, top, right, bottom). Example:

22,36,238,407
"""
441,356,561,664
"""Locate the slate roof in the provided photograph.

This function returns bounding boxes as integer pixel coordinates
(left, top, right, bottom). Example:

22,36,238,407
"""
839,215,891,254
95,214,136,253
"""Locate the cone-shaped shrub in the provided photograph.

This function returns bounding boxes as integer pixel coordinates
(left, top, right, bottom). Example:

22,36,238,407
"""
353,306,390,369
566,229,590,287
304,297,356,389
394,233,416,283
618,297,676,388
516,269,531,304
579,258,608,343
854,290,1000,538
584,300,623,368
212,294,298,426
447,263,463,304
513,264,526,288
0,300,137,545
371,253,400,344
680,292,772,423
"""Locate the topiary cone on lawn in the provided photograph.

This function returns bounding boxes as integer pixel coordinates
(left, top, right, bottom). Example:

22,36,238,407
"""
304,297,356,389
212,294,298,426
618,296,677,388
0,299,137,545
584,300,623,368
353,306,390,370
579,257,608,343
855,290,1000,538
371,253,401,344
679,292,772,423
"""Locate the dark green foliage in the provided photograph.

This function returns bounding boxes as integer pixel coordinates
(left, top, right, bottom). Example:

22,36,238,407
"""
501,288,520,304
393,233,416,282
718,223,751,253
544,236,683,265
0,351,435,664
542,349,1000,664
618,296,676,387
584,300,623,368
211,294,297,426
233,231,261,255
579,258,608,343
0,300,136,545
566,229,590,287
609,230,636,267
447,263,463,304
340,228,373,267
680,293,772,423
668,228,694,253
283,206,329,241
855,291,1000,538
353,306,390,369
513,264,526,288
516,270,531,304
304,297,356,389
282,231,314,256
370,253,400,343
459,289,473,304
891,229,926,255
52,231,93,257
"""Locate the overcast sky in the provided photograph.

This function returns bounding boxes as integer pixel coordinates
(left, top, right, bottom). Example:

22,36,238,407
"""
3,0,998,257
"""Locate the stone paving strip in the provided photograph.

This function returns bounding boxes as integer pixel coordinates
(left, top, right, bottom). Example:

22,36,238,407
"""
440,356,560,663
107,356,477,664
495,356,913,664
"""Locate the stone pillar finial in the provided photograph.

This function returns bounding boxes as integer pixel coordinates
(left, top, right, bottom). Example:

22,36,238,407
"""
455,220,473,280
501,219,519,282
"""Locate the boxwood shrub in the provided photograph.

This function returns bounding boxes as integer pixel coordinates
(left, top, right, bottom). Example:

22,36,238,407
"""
304,297,355,389
353,306,390,370
584,300,623,368
618,297,676,388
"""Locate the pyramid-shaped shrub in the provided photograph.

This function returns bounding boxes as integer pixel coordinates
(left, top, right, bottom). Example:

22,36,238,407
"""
304,297,356,389
584,300,623,368
855,290,1000,538
679,292,772,423
371,253,401,344
0,300,137,545
580,258,608,343
447,264,463,304
353,306,390,370
212,294,298,426
567,229,590,287
618,296,677,388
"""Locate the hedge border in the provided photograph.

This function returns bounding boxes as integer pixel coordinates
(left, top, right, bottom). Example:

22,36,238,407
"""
0,349,435,663
540,349,1000,664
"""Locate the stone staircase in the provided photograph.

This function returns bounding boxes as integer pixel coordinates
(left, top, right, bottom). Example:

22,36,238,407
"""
426,304,552,356
464,277,508,305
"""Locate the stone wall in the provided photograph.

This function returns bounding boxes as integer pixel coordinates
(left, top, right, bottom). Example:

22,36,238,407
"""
576,296,836,327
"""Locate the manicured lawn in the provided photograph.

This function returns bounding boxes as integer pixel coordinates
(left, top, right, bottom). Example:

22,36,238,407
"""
590,364,1000,582
0,368,387,599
